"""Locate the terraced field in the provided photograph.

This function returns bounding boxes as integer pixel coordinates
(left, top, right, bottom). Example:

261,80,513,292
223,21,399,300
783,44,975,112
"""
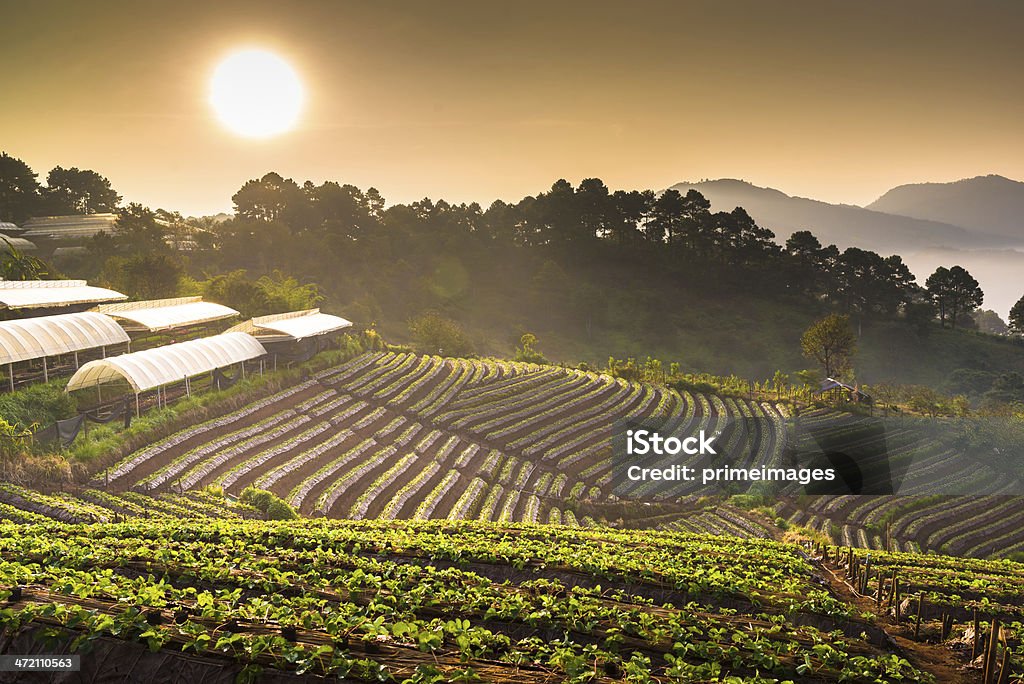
91,351,780,535
78,351,1024,558
3,351,1024,681
774,408,1024,559
779,494,1024,559
0,481,260,524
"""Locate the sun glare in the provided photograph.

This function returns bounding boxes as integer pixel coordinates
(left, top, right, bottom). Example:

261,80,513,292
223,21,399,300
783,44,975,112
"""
210,49,304,138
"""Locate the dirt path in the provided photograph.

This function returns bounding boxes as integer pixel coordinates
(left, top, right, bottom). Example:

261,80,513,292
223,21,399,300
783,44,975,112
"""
810,551,979,683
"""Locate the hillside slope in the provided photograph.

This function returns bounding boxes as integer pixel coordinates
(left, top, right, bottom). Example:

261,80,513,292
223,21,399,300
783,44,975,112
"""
868,174,1024,241
78,351,1024,559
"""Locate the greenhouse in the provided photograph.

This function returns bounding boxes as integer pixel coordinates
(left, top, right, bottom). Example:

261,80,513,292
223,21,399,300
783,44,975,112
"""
0,279,127,310
96,296,239,332
66,332,267,413
0,312,131,390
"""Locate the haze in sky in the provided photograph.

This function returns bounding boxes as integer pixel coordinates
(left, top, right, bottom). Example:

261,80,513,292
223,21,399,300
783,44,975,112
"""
2,0,1022,215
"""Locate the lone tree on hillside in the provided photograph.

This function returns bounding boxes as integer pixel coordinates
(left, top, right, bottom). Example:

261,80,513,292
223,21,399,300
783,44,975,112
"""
801,314,856,379
408,311,474,357
925,265,984,329
514,332,548,364
1010,295,1024,335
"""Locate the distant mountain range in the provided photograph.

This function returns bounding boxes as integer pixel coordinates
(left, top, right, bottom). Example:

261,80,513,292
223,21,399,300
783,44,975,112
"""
668,175,1024,317
868,175,1024,241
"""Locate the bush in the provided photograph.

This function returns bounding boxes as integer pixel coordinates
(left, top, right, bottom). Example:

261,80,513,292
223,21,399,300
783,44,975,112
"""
0,381,78,430
12,453,73,487
240,487,274,511
266,499,298,520
240,486,297,520
408,311,474,357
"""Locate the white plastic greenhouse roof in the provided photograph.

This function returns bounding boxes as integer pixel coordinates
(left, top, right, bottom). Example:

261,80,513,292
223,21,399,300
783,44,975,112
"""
96,296,239,332
0,280,127,309
0,312,131,365
0,234,38,252
227,309,352,341
65,332,266,393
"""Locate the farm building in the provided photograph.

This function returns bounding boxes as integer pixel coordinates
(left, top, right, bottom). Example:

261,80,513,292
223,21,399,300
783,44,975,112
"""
815,378,872,404
0,279,127,311
96,296,239,334
0,233,38,252
66,332,267,415
20,214,118,240
0,311,131,390
227,308,352,364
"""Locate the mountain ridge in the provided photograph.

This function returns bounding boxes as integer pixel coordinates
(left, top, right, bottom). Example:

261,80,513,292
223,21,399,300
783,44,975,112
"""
667,176,1024,316
867,174,1024,240
668,178,1015,253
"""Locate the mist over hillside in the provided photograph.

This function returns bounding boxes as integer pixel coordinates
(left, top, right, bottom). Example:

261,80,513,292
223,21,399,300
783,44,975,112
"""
670,178,1024,316
900,246,1024,320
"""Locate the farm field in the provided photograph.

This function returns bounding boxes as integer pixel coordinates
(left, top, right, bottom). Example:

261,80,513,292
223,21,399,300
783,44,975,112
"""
89,350,784,534
0,517,950,683
0,352,1023,681
70,351,1024,558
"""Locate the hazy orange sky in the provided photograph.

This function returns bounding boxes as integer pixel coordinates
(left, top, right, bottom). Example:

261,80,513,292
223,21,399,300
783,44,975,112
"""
3,0,1022,216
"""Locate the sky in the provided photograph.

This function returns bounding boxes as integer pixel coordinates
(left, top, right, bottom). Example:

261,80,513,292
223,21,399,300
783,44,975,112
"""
2,0,1023,216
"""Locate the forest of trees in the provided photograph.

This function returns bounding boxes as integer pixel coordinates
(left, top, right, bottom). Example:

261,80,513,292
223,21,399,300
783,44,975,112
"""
0,152,1015,346
0,152,120,221
212,171,985,329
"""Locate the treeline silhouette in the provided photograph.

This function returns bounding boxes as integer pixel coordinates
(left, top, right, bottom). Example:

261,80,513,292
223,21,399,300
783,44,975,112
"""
215,173,951,325
0,150,994,358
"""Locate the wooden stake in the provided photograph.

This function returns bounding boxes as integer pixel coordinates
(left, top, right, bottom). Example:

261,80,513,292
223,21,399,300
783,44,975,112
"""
984,618,999,684
998,645,1009,684
876,570,883,607
973,609,980,659
915,595,923,639
894,576,901,622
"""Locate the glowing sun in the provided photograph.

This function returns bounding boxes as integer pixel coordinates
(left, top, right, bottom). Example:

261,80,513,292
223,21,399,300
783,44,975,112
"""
210,49,304,138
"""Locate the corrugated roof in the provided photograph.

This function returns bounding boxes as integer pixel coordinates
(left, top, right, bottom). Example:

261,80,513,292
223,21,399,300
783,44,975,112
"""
226,309,353,340
20,214,118,239
0,234,38,252
96,296,239,332
0,312,130,365
66,332,266,393
0,280,127,309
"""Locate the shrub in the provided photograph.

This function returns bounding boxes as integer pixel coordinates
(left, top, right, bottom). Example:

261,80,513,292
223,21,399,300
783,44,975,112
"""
266,499,298,520
408,311,474,357
240,486,297,520
0,381,77,430
13,454,73,488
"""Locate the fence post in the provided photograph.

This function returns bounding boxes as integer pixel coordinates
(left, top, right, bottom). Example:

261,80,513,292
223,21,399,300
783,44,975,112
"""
984,618,999,684
973,609,980,659
915,595,923,639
